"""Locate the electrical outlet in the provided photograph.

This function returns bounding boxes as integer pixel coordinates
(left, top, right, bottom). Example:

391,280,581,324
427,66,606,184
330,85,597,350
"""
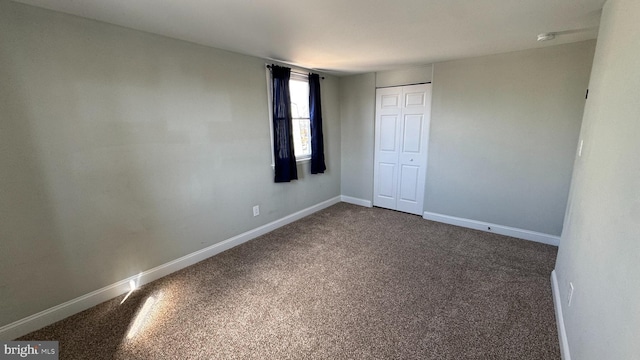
568,282,574,307
253,205,260,217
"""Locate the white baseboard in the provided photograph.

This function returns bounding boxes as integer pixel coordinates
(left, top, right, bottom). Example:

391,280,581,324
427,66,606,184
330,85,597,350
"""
0,196,341,341
551,270,571,360
340,196,372,208
422,211,560,246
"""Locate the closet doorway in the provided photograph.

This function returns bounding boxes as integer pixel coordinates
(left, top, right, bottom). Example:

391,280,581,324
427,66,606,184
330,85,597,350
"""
373,84,432,215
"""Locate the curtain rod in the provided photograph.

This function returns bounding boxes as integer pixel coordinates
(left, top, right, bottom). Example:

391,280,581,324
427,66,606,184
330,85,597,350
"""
266,64,325,79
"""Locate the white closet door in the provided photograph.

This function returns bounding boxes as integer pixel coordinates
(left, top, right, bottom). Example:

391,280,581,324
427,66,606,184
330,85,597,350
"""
373,84,431,215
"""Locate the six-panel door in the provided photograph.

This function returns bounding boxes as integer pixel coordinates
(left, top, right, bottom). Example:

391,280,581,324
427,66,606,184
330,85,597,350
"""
373,84,431,215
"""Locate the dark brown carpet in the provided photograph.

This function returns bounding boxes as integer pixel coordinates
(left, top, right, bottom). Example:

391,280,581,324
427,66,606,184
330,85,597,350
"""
19,203,560,359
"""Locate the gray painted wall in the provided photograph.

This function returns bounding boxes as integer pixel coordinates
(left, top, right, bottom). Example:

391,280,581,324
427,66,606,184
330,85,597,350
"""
0,1,340,327
426,41,596,235
554,0,640,358
375,65,433,88
339,73,376,202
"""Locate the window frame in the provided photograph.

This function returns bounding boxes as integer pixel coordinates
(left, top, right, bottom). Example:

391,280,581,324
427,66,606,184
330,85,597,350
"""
288,72,312,162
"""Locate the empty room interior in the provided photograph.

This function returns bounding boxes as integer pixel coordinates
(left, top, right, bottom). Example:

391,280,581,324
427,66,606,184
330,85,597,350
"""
1,0,638,359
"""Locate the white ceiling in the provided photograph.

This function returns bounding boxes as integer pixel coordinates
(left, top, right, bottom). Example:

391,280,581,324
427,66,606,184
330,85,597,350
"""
13,0,605,75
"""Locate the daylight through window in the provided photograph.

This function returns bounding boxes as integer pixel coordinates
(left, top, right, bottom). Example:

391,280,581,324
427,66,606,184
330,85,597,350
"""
289,74,312,160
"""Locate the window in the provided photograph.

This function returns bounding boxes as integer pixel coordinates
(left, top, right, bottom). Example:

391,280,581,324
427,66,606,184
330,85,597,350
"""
266,66,317,170
288,73,312,160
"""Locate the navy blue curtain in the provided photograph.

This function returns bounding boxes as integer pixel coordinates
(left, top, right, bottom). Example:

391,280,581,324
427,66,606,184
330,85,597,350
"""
271,65,298,182
309,73,326,174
